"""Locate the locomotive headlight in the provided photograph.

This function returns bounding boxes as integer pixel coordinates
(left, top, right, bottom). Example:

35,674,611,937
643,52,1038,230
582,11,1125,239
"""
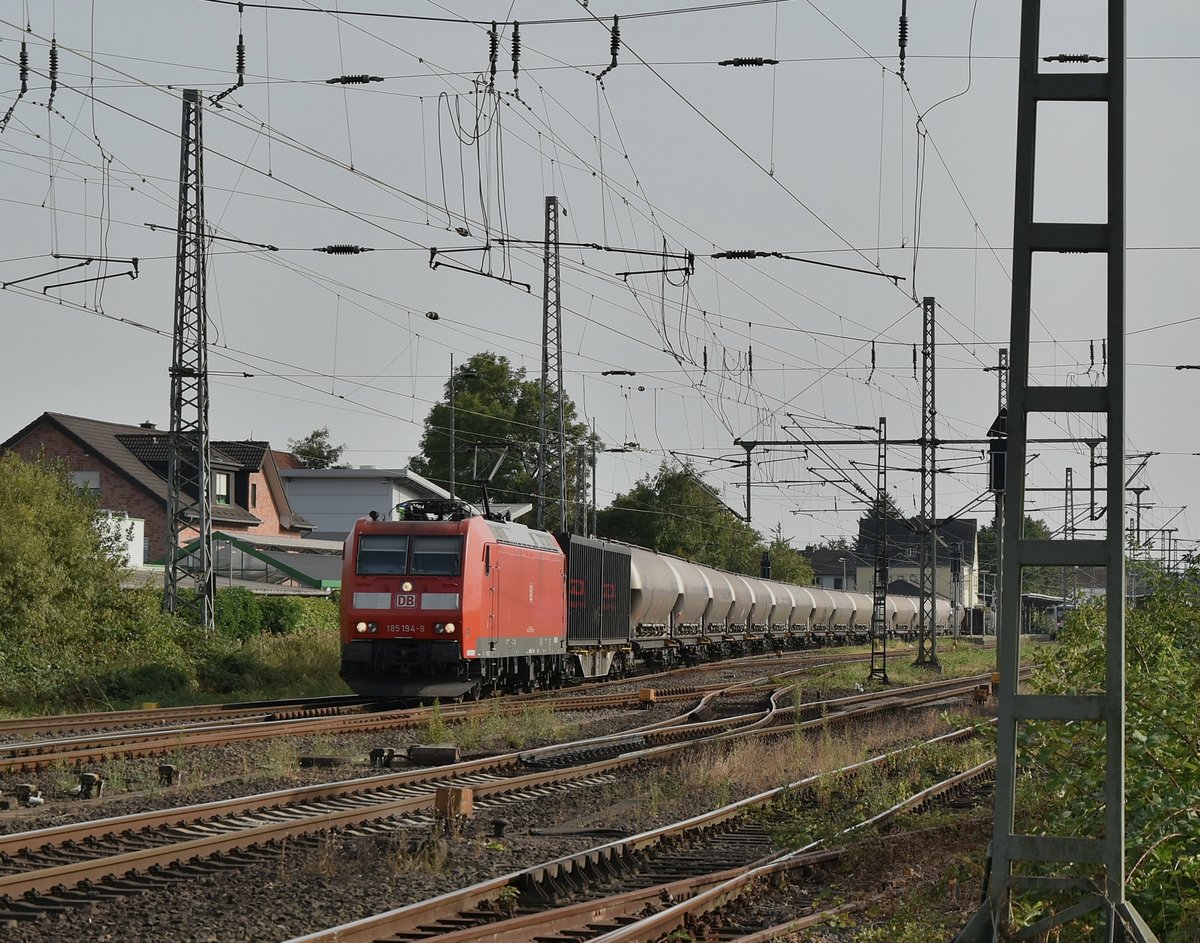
402,581,413,592
355,621,368,633
368,623,378,633
445,623,456,634
434,623,445,633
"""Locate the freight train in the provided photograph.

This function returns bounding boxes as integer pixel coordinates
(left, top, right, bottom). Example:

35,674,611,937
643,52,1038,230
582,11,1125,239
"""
339,499,949,699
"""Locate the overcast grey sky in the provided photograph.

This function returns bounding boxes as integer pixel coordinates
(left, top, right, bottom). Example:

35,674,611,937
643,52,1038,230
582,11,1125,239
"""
1,1,1197,554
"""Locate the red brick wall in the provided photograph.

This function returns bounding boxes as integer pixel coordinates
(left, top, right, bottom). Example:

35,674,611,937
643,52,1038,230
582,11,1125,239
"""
244,470,282,535
9,423,169,561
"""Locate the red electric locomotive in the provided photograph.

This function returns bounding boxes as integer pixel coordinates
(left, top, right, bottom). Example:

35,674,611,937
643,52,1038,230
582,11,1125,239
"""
340,499,568,699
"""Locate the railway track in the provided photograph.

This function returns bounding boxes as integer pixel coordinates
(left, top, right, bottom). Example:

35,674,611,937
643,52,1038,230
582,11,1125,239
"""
0,648,894,773
283,729,995,943
0,671,998,927
0,694,372,741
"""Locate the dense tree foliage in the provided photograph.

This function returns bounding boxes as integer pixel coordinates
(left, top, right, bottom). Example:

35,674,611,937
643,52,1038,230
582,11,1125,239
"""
766,525,816,586
977,514,1062,595
597,464,813,583
1018,571,1200,939
0,454,192,706
287,427,346,469
0,455,344,708
410,352,592,530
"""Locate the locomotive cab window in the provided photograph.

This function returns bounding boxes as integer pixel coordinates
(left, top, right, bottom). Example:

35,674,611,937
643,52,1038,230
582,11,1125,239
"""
411,536,462,576
356,535,409,575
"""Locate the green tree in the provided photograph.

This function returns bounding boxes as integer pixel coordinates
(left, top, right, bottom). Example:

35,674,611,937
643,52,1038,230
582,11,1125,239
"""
0,454,192,706
765,524,816,585
410,352,593,530
598,463,769,576
288,427,346,469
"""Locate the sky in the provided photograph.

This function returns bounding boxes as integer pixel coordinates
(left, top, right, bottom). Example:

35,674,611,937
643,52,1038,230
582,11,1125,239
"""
0,0,1197,559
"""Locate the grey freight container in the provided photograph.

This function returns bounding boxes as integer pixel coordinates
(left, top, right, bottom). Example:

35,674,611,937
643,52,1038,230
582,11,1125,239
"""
560,535,632,647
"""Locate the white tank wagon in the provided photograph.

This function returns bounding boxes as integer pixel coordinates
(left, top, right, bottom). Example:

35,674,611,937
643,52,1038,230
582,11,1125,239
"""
584,535,945,659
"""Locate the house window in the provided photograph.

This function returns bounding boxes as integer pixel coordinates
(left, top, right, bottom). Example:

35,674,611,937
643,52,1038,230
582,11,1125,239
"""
215,473,231,505
250,483,257,508
71,470,101,498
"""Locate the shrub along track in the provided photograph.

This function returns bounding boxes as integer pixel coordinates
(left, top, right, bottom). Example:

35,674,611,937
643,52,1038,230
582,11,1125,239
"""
0,648,890,774
0,671,1003,928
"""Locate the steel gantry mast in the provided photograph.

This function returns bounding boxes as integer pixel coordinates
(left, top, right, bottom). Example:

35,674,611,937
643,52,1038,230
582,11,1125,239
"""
956,0,1158,939
868,416,889,683
538,195,566,532
164,89,214,632
915,296,939,668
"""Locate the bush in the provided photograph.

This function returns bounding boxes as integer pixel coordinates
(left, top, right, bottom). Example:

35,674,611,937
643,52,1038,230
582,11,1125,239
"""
94,663,194,702
214,587,263,641
1018,569,1200,939
291,596,339,631
258,595,305,634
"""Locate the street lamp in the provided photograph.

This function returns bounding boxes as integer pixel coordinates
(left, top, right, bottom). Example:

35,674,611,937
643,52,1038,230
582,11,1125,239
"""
839,557,847,591
449,355,478,501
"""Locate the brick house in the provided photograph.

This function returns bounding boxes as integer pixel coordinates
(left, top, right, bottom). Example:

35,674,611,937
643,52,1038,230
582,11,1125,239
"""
2,412,313,563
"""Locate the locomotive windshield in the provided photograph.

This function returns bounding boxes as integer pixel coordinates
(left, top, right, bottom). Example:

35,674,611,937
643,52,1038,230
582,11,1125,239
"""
355,535,409,575
411,536,463,576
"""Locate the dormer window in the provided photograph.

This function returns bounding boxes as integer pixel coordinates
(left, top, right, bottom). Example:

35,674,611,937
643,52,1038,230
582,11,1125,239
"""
215,472,231,505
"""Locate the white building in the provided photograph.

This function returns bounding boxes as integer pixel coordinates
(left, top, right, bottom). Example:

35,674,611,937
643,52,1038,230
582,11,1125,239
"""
278,467,451,539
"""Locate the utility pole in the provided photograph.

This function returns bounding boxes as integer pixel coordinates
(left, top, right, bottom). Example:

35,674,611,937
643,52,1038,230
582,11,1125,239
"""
590,418,598,537
164,89,214,633
449,354,457,501
538,195,566,532
956,1,1156,937
574,443,588,535
1129,485,1149,551
987,348,1008,641
868,416,889,683
1064,466,1076,605
915,296,940,668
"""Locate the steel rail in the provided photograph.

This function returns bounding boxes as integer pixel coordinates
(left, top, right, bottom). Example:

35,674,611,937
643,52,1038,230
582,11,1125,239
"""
284,725,990,943
0,674,1001,923
0,651,886,772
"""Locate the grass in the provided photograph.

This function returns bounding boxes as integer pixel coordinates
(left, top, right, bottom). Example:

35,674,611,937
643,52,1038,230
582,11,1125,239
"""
755,733,992,850
583,708,989,835
425,701,580,752
797,643,1002,695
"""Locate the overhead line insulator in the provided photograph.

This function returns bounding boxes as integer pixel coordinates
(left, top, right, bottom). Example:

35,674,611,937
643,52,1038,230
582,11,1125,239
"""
597,16,621,81
325,74,384,85
712,249,766,259
314,244,374,254
488,21,498,91
47,38,58,110
1042,53,1105,63
717,57,779,67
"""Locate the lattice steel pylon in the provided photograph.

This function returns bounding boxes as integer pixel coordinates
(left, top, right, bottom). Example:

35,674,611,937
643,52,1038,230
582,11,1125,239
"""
955,2,1158,940
537,195,566,533
163,89,214,632
915,295,939,668
574,443,588,535
868,416,889,683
